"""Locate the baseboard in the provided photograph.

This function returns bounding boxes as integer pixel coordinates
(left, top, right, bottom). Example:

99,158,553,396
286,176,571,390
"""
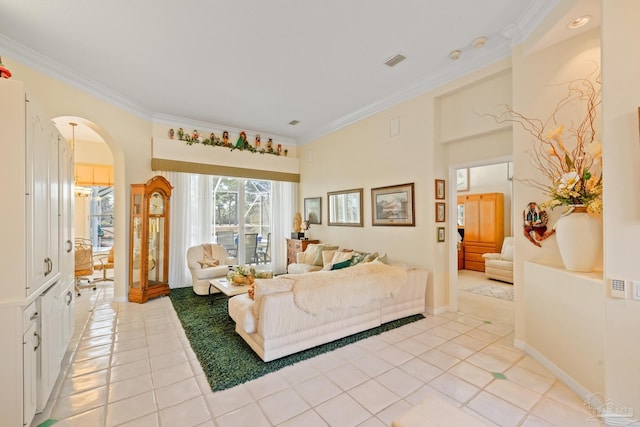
514,339,593,401
426,305,450,315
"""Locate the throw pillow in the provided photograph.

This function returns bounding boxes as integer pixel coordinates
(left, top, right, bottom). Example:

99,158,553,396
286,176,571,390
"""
363,252,378,263
313,245,339,266
374,252,389,264
331,258,352,270
322,250,353,271
321,250,337,268
198,256,219,268
349,252,366,266
302,244,320,265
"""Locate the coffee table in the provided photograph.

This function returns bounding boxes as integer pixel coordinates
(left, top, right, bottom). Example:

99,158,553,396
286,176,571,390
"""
208,277,251,297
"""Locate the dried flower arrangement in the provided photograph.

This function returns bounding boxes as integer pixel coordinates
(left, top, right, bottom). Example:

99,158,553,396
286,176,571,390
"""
489,74,602,213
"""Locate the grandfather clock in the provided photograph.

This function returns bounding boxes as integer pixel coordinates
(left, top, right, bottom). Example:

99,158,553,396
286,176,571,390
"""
129,176,172,303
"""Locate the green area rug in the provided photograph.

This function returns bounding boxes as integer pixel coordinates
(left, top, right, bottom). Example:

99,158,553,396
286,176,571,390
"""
169,287,424,392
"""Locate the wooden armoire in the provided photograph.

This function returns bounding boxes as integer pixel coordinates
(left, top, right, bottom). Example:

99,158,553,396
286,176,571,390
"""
458,193,504,272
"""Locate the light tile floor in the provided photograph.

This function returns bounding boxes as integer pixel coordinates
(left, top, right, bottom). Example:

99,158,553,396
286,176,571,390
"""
32,281,600,427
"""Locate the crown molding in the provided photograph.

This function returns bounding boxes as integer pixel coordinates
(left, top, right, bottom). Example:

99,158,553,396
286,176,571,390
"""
0,33,154,120
511,0,560,43
298,40,513,145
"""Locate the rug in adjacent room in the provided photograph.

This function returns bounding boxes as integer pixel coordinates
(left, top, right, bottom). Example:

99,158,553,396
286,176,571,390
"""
169,287,424,392
460,284,514,302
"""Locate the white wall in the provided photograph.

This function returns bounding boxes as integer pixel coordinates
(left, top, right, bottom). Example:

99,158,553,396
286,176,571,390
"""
601,0,640,411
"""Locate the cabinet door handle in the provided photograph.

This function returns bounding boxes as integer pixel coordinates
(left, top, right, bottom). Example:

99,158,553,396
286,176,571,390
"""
66,291,73,305
44,258,50,276
30,311,39,321
66,239,73,253
33,331,41,352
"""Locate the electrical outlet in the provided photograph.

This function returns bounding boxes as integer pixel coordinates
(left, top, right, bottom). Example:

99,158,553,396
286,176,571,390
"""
610,279,626,299
632,281,640,301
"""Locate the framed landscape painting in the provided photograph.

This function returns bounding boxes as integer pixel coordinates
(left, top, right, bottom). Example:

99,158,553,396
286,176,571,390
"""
371,183,415,226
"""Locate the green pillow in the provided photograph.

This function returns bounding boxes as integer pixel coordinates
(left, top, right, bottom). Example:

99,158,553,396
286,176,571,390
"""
331,258,352,270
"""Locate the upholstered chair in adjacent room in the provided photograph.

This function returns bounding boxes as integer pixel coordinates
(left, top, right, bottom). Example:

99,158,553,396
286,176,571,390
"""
482,237,514,283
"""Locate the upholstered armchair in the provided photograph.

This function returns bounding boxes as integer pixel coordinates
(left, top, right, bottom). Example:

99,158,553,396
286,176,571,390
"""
482,237,514,283
187,244,237,295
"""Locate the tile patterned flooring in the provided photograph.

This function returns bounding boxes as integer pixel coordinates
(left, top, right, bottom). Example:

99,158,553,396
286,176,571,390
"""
32,280,600,427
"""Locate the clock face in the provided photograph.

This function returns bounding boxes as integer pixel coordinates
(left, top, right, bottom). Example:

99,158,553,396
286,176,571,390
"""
149,192,164,215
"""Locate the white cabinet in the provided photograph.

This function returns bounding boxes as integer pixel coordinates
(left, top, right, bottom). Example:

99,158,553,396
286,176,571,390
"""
23,302,39,427
0,79,74,427
26,92,61,296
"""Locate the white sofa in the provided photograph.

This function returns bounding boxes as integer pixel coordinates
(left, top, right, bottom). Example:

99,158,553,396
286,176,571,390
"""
228,261,428,361
482,237,514,283
187,244,238,295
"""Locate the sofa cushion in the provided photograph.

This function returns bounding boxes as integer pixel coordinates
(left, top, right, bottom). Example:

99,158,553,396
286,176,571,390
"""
196,265,229,280
288,263,322,274
501,244,514,261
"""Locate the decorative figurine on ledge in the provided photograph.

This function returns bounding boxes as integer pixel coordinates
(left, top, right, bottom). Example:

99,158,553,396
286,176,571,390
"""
523,202,555,247
222,130,229,146
0,56,12,79
255,134,261,148
236,131,249,149
177,128,185,140
277,144,282,155
267,138,273,151
168,128,175,139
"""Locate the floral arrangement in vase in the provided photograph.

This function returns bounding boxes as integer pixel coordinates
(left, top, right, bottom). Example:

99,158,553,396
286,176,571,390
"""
489,74,602,213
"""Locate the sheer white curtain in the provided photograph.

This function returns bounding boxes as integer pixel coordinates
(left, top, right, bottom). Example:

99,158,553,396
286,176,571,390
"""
159,171,212,288
271,180,298,275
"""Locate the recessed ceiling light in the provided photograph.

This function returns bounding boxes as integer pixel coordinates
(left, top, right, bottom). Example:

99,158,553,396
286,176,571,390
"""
471,36,487,49
385,54,406,67
289,120,300,126
568,15,591,29
449,50,461,61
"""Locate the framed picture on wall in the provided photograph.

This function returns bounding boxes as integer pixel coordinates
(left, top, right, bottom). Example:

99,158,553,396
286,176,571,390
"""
435,179,445,200
435,202,446,223
456,168,469,191
437,226,445,242
371,183,415,226
304,197,322,224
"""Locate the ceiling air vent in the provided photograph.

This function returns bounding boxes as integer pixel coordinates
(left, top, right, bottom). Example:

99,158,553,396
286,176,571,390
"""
385,54,406,67
289,120,300,126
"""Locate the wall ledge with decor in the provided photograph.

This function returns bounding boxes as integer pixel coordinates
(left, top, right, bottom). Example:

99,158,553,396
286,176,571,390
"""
151,138,300,182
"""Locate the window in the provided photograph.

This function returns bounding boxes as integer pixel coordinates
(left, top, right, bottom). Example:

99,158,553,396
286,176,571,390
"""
212,177,271,265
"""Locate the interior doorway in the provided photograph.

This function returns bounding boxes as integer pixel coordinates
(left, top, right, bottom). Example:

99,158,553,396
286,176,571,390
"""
54,117,115,285
451,160,514,325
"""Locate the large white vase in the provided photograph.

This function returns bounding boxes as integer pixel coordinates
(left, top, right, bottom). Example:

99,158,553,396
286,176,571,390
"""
555,206,602,272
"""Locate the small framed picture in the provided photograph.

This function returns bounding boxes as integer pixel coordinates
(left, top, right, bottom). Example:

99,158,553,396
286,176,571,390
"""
435,179,445,200
437,226,445,242
304,197,322,224
456,168,469,192
435,202,446,223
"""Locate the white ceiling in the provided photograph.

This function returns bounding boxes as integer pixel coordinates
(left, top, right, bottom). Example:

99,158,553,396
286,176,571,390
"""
0,0,599,145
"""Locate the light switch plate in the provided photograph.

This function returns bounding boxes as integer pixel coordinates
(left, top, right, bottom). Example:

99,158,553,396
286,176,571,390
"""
632,281,640,301
610,279,626,299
